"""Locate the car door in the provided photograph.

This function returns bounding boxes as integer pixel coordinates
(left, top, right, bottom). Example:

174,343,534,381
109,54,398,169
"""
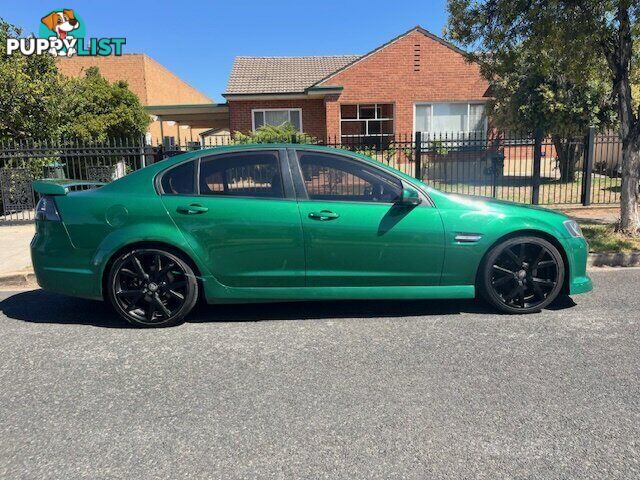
159,149,305,288
290,148,445,287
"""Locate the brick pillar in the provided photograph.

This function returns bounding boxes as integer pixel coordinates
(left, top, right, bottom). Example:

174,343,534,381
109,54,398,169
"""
324,94,341,142
396,101,415,136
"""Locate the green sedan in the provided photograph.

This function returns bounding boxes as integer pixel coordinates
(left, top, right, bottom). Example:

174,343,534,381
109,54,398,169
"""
31,144,592,328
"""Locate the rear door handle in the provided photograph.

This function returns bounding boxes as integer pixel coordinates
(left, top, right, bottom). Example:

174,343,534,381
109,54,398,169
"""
177,203,209,215
308,210,339,221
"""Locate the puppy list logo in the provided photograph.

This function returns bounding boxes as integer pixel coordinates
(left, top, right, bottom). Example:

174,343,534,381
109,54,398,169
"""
6,9,126,57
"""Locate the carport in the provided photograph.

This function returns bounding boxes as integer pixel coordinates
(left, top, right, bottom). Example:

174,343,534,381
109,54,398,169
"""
145,103,230,143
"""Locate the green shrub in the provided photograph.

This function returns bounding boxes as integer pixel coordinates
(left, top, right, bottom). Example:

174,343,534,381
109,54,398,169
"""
231,123,316,144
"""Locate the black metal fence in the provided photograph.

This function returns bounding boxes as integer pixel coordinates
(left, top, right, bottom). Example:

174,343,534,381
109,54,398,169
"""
0,138,148,221
0,130,623,222
317,129,621,207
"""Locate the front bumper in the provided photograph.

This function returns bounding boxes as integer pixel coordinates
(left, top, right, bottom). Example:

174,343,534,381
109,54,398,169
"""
561,235,593,295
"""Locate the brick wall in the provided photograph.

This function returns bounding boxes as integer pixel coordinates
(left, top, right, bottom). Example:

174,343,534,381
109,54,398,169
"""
320,30,491,137
141,56,211,105
228,99,327,138
57,54,149,102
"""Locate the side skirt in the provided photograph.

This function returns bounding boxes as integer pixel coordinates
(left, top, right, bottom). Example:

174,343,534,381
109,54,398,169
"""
204,284,476,304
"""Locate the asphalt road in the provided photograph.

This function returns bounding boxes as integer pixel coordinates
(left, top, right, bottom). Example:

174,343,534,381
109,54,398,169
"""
0,269,638,479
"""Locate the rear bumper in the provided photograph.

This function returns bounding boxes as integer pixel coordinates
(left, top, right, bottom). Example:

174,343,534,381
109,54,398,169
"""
31,221,103,300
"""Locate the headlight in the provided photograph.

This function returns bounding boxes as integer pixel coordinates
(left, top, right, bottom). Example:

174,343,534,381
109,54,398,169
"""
563,219,583,238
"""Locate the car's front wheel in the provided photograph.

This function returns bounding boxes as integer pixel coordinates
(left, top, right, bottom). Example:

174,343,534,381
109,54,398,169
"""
107,248,198,327
479,236,565,314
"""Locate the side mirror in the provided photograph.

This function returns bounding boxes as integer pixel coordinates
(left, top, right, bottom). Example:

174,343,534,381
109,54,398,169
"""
397,187,422,206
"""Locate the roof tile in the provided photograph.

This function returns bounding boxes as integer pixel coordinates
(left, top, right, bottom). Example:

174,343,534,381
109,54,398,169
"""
224,55,360,95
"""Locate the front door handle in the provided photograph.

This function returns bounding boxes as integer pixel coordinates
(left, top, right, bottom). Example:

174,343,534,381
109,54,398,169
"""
177,203,209,215
308,210,339,221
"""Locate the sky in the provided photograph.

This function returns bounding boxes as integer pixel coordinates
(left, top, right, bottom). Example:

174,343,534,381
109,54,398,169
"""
3,0,450,103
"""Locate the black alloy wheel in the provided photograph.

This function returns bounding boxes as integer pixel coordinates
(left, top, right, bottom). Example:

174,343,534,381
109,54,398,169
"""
108,248,198,327
480,236,564,313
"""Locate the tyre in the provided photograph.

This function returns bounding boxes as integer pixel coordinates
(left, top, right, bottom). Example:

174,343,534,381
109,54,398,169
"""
107,248,198,327
479,236,564,314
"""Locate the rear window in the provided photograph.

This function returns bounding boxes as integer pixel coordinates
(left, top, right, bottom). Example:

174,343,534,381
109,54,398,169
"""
161,161,195,194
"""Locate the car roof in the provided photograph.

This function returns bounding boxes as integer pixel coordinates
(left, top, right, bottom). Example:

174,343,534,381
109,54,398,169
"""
167,143,357,158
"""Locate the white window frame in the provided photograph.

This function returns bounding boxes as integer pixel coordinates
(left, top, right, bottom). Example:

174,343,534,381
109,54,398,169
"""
339,103,395,139
413,101,488,136
251,108,303,132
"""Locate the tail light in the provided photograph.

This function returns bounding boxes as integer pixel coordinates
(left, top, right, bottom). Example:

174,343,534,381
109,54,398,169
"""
35,195,61,221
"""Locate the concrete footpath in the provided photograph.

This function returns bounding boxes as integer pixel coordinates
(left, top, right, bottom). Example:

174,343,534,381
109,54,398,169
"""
0,224,34,277
553,206,619,224
0,206,635,288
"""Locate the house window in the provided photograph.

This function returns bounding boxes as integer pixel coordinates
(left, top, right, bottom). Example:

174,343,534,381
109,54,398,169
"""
414,102,486,137
252,109,302,132
340,104,394,148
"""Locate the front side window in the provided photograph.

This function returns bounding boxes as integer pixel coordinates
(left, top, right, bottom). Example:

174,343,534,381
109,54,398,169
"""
253,109,302,132
199,151,284,198
298,152,402,203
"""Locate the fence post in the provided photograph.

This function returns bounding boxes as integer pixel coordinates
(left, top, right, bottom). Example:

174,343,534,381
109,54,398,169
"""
414,131,422,180
491,152,502,199
532,128,542,205
581,126,595,206
139,134,146,168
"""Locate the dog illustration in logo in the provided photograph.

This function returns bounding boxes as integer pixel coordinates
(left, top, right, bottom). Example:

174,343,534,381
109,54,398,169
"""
41,9,80,56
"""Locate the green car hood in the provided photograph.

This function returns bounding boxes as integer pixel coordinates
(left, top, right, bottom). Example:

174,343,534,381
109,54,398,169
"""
429,190,569,220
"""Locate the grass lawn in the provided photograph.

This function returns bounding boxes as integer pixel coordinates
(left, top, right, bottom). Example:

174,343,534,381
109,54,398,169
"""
580,222,640,253
428,175,622,206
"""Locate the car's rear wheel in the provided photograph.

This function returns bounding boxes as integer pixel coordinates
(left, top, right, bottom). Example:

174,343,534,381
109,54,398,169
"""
108,248,198,327
479,236,564,314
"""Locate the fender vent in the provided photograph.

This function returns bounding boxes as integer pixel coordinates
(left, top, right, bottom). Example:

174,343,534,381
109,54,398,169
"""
455,233,482,243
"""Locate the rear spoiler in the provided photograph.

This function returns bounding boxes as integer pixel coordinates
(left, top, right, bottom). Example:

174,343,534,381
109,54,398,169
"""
33,179,106,196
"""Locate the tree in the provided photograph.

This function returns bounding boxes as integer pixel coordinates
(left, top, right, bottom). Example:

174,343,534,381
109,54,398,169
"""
447,0,640,234
60,67,150,141
0,18,63,141
487,45,614,181
0,17,151,143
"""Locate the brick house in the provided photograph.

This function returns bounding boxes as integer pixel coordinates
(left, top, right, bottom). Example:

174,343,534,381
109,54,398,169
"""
56,54,228,143
223,26,491,144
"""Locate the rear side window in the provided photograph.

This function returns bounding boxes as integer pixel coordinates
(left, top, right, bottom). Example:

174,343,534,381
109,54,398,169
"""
161,161,195,194
199,151,283,198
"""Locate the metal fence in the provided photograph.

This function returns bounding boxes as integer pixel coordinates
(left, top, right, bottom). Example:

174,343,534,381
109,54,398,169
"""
318,129,622,207
0,138,148,222
0,129,624,222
